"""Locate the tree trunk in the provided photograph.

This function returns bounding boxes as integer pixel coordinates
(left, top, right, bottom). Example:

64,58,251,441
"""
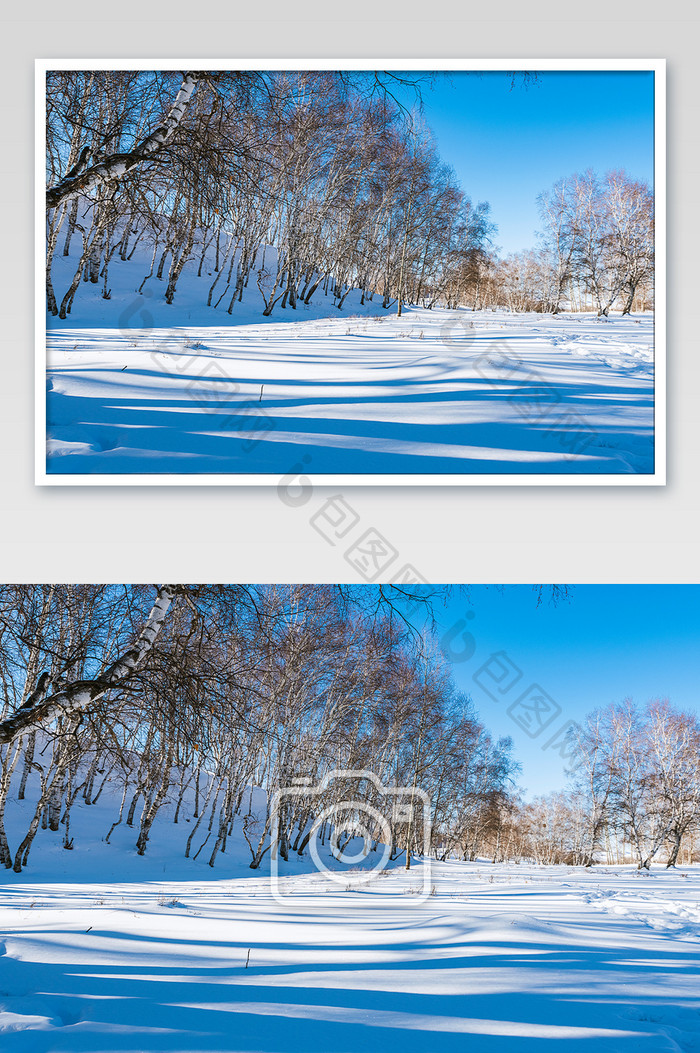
46,73,201,211
0,585,177,747
666,829,682,868
17,732,36,800
62,198,79,256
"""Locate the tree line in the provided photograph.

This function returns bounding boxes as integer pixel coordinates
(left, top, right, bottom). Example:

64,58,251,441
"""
45,70,493,320
46,71,653,322
496,700,700,868
474,170,654,316
0,584,518,873
7,585,684,876
6,584,685,874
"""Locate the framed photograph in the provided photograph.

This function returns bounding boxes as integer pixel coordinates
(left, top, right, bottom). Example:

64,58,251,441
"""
37,59,665,485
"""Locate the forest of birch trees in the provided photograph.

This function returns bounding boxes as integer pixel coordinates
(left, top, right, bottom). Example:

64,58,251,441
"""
0,585,518,873
46,69,654,321
0,586,694,875
45,70,493,320
502,700,700,868
484,170,655,316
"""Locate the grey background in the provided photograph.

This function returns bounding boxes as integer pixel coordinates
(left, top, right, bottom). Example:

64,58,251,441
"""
2,4,697,584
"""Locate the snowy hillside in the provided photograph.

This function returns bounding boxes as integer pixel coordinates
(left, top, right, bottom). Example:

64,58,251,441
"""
44,249,655,477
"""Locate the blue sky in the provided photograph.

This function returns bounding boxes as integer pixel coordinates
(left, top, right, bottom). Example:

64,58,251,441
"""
407,70,655,255
428,586,699,799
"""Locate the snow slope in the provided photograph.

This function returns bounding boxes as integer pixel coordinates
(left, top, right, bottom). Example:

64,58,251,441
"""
44,254,655,477
2,859,699,1051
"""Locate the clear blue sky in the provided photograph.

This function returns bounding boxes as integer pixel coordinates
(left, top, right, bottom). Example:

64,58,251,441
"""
429,586,699,799
405,70,655,255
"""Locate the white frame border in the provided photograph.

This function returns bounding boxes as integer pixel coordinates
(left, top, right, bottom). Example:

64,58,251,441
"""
35,57,666,487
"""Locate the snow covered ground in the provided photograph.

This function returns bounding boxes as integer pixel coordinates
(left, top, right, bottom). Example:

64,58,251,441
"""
2,856,699,1051
44,262,655,477
1,774,697,1050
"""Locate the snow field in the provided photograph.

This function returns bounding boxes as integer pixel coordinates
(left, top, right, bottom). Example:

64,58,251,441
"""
1,764,696,1051
46,308,655,476
2,860,700,1051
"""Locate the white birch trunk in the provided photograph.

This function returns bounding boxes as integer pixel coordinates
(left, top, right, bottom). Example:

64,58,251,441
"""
0,586,177,747
46,74,200,211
